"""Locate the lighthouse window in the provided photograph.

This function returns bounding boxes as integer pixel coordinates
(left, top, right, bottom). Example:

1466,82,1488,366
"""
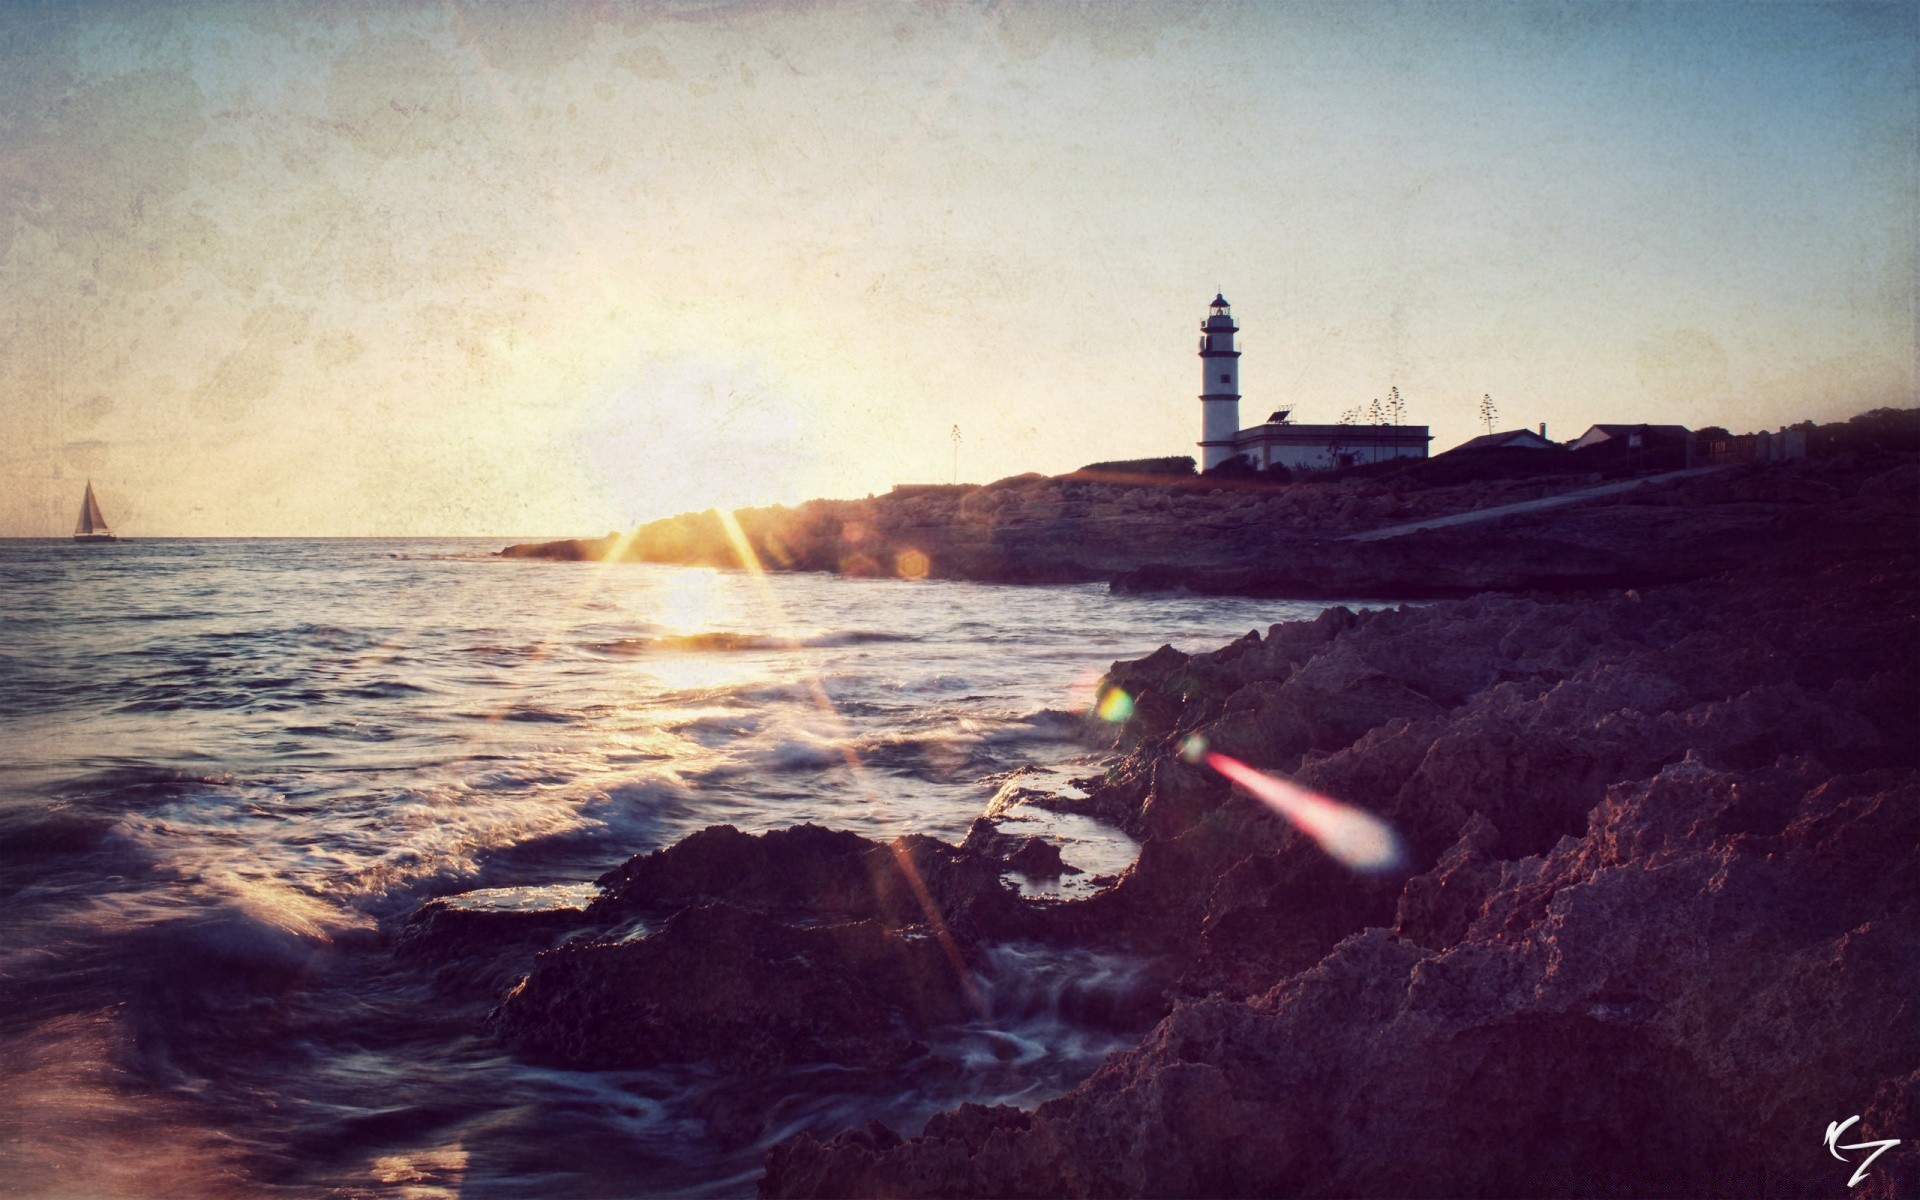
1219,373,1231,383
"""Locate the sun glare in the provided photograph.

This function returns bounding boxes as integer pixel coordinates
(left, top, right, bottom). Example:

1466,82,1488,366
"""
652,565,726,634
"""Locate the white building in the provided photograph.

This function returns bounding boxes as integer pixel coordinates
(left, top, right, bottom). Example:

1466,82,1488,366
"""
1195,295,1432,472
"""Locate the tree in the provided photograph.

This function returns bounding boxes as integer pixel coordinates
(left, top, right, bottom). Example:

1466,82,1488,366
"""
1387,386,1406,426
1368,397,1384,425
1478,393,1497,436
1205,452,1260,478
1327,405,1362,467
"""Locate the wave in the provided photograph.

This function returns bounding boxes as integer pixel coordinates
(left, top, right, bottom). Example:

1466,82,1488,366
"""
41,764,240,807
979,708,1088,741
113,684,331,714
667,709,1098,788
98,780,607,934
339,680,431,699
586,630,916,656
491,706,580,724
279,721,398,742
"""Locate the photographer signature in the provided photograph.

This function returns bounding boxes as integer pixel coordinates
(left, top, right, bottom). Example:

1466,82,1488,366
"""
1825,1115,1900,1187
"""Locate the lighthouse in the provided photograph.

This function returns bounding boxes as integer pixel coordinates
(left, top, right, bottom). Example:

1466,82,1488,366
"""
1197,293,1241,469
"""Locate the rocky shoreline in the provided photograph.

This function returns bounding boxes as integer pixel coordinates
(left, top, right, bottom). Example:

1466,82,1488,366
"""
498,460,1657,594
427,450,1918,1195
501,452,1914,603
759,552,1918,1196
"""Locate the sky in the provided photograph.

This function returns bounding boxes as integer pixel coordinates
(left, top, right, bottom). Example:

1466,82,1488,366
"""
1,0,1914,537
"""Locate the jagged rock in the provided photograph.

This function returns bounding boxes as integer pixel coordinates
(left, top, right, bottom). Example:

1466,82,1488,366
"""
763,529,1919,1194
394,893,597,996
494,902,979,1072
765,762,1920,1197
592,823,871,916
762,1104,1038,1200
591,822,1034,943
959,818,1080,878
477,825,1068,1075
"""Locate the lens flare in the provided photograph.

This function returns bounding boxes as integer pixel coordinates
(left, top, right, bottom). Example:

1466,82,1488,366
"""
1204,751,1403,873
894,548,930,580
713,508,765,574
700,504,983,1015
1096,687,1135,723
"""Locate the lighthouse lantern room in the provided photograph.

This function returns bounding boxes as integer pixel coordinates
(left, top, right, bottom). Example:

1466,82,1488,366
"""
1197,293,1241,470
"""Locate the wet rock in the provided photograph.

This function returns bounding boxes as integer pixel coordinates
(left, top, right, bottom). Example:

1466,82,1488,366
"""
591,823,1034,943
395,893,597,996
494,902,978,1072
1003,838,1074,878
480,825,1067,1075
592,823,872,917
960,817,1081,879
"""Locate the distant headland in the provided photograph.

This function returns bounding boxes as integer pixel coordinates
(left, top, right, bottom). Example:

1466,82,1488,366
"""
501,406,1919,601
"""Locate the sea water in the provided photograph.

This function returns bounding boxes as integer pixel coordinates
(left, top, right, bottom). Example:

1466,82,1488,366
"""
0,538,1337,1196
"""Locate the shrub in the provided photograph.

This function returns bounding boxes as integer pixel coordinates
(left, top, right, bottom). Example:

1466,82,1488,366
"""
1075,456,1197,477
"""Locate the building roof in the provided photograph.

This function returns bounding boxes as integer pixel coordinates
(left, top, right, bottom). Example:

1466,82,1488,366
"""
1584,423,1690,436
1448,429,1556,454
1569,423,1692,450
1211,293,1229,308
1237,423,1431,445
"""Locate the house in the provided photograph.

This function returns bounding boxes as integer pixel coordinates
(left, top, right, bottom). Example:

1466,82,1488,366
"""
1446,427,1557,454
1567,423,1691,451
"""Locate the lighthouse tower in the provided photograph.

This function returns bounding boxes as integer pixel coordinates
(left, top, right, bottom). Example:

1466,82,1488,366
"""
1197,293,1241,469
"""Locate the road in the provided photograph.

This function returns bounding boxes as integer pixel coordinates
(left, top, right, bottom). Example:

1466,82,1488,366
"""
1343,467,1724,543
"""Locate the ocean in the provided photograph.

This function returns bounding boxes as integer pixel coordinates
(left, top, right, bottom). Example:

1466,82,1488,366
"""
0,538,1338,1196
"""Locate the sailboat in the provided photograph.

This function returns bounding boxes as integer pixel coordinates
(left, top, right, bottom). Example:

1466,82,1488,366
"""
73,481,117,543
